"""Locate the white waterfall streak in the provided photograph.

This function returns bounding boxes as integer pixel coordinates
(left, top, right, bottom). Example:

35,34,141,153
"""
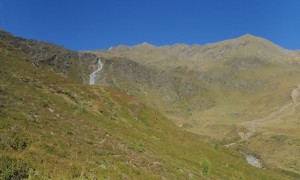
89,59,103,85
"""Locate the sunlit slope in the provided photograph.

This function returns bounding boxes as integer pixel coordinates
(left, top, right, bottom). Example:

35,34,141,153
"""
90,34,300,177
92,34,298,70
91,34,300,136
0,35,288,179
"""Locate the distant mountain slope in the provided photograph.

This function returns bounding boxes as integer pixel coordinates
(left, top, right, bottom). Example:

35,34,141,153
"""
91,34,299,71
94,57,212,120
0,30,287,179
88,35,300,176
89,34,300,127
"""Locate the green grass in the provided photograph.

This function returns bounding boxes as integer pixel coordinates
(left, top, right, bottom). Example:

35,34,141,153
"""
86,35,300,177
0,39,290,179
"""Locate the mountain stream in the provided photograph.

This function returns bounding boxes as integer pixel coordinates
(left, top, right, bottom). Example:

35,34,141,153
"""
89,59,103,85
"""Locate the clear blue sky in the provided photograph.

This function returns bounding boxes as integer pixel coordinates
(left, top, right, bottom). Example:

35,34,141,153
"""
1,0,300,50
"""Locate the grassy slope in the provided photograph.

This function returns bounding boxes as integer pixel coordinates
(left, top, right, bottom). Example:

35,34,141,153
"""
90,35,300,176
92,35,300,128
0,39,287,179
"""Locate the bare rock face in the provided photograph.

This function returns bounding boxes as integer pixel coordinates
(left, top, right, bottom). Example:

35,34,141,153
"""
291,85,300,103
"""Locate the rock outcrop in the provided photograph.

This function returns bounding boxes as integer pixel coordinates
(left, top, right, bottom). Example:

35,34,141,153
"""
291,85,300,103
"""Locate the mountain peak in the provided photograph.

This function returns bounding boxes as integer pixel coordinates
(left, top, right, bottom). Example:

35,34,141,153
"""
240,34,257,38
133,42,157,49
236,34,263,42
139,42,155,47
141,42,151,45
222,34,285,51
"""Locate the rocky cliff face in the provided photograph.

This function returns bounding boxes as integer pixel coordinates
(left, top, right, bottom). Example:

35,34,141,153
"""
0,30,97,82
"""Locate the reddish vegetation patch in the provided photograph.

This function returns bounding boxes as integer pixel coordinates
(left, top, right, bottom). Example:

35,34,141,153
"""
113,92,136,102
112,92,142,108
113,93,122,98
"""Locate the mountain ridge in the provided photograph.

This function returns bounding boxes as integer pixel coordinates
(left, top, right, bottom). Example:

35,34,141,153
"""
90,33,299,73
94,34,292,52
1,29,300,178
87,32,300,176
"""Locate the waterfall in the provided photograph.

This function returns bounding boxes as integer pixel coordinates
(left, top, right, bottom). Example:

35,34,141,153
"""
89,59,103,85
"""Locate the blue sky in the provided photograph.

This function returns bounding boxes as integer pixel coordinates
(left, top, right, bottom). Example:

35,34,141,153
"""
1,0,300,50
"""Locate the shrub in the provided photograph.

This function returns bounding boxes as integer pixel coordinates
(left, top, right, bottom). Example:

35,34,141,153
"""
0,156,31,180
201,159,210,177
0,133,29,151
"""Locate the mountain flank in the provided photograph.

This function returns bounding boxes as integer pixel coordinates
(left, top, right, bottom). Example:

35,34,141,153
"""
88,34,300,176
0,30,299,178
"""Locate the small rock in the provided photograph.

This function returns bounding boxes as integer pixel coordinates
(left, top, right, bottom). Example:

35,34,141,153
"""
245,155,262,168
188,173,194,179
99,164,107,169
